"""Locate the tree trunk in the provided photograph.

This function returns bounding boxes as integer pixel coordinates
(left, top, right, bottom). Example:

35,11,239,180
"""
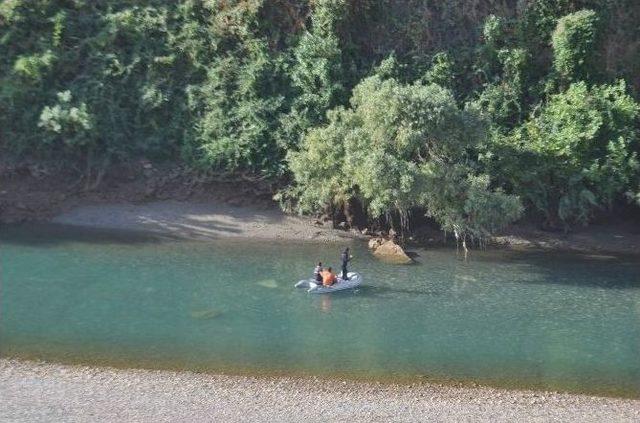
83,147,93,191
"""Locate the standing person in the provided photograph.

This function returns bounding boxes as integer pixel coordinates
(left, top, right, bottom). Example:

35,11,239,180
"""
340,247,352,280
313,262,323,282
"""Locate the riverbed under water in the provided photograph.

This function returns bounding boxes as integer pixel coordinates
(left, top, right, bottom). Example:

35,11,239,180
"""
1,224,639,397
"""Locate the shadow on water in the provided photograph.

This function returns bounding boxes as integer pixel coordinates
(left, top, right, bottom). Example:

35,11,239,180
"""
405,250,420,258
0,223,181,246
510,252,640,289
453,248,640,289
354,285,442,298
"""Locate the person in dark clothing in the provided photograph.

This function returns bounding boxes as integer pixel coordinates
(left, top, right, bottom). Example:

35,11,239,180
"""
340,248,351,280
313,262,323,282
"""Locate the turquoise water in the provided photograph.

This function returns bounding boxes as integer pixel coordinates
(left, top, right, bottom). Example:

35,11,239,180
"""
2,224,640,397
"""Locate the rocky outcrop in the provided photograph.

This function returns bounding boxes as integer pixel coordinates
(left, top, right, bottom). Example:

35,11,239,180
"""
368,237,413,264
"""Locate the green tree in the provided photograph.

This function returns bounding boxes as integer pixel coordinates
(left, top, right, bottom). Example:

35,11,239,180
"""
287,70,522,247
186,0,290,175
422,52,455,89
472,15,529,130
39,90,93,148
38,90,100,187
552,9,601,84
473,48,528,130
189,39,289,174
1,0,639,227
278,0,347,151
1,1,206,169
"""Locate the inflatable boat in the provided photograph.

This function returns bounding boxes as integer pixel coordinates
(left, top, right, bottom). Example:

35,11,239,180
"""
295,272,362,293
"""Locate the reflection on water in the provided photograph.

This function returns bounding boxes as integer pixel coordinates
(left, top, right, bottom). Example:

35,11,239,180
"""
1,224,640,397
320,295,332,313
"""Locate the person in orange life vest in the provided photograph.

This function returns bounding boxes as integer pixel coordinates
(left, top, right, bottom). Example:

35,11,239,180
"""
321,267,337,286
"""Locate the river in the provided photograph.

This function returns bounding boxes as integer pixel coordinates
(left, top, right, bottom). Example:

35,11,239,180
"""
1,224,639,397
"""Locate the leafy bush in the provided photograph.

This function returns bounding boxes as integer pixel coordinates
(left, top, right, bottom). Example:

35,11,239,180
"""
473,14,528,130
13,50,56,80
189,38,290,174
38,90,93,148
422,52,455,89
490,81,639,227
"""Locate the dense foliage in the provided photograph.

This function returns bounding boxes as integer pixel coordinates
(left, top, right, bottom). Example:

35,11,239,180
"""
2,0,639,236
287,68,522,243
488,81,638,227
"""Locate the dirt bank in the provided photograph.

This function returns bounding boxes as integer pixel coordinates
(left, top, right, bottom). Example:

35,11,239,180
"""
0,160,278,224
52,200,358,242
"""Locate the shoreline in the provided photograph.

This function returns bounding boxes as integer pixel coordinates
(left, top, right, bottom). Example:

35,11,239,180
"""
2,359,638,422
49,200,364,243
3,350,638,400
2,161,639,255
19,198,640,257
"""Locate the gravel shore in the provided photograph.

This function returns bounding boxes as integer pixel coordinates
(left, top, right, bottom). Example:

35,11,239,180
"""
1,359,638,422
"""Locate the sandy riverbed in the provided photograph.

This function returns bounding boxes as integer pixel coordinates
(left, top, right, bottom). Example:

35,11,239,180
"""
1,359,638,422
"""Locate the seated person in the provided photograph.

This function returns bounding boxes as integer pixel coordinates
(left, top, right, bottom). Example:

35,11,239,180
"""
313,262,323,282
321,267,337,286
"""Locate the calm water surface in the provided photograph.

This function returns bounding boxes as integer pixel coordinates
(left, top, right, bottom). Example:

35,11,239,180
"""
1,224,639,397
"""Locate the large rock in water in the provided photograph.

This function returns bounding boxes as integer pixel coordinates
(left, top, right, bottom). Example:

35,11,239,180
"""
368,237,384,251
368,237,413,264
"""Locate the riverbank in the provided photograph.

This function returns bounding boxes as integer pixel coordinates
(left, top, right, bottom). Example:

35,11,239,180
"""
51,200,359,242
51,199,640,256
2,161,639,253
1,359,638,422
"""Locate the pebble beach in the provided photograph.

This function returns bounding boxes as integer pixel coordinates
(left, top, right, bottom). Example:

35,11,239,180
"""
1,359,638,422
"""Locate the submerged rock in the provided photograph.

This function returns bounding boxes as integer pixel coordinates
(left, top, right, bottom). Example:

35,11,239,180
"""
190,309,223,320
256,279,278,289
454,274,477,282
368,237,413,264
